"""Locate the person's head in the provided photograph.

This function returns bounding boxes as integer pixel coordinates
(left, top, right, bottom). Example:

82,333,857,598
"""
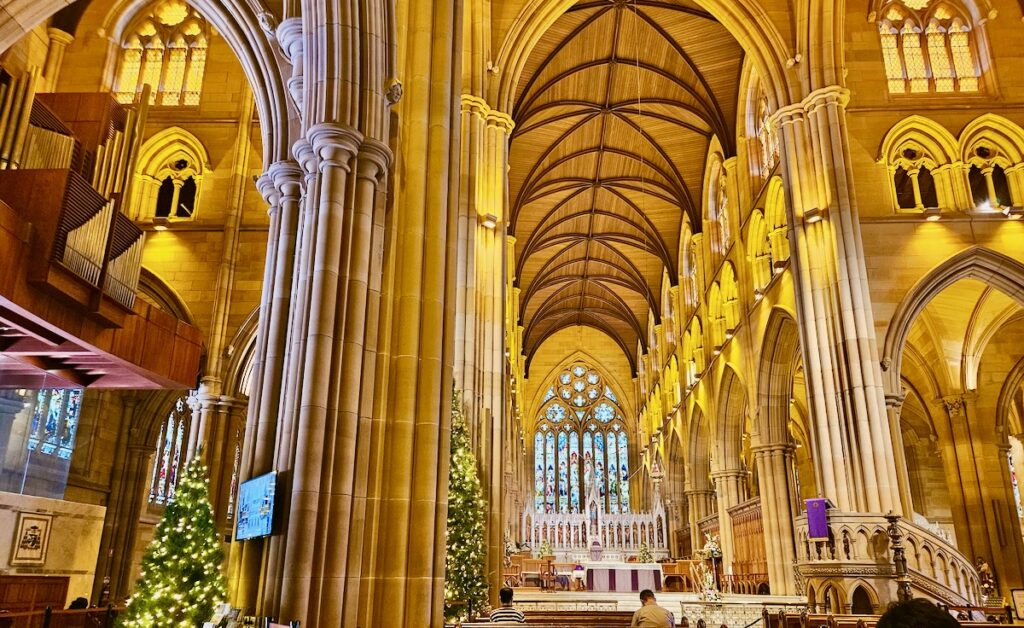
640,589,656,605
499,587,514,606
68,597,88,610
877,599,959,628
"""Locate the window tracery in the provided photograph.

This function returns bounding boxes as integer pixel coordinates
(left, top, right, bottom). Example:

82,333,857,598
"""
891,145,941,210
114,0,209,106
534,363,630,515
878,1,981,95
26,389,83,460
965,144,1014,209
149,396,192,505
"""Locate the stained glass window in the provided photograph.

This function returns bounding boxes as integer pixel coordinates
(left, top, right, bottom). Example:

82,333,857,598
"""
114,0,209,106
149,395,192,505
25,389,84,460
533,362,630,513
1010,449,1024,520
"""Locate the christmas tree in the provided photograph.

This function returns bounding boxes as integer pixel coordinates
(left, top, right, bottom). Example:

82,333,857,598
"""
120,455,226,627
444,390,489,622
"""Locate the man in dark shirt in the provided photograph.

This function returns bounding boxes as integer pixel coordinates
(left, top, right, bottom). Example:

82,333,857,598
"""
489,587,526,623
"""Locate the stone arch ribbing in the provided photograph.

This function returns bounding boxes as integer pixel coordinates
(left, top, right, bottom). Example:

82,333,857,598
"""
881,246,1024,394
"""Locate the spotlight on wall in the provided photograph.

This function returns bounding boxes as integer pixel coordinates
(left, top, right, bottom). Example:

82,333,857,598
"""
803,207,824,224
153,216,169,231
480,213,498,229
922,207,942,222
153,224,168,232
1003,206,1024,220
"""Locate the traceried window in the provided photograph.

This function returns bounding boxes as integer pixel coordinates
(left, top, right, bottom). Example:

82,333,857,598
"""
891,145,940,210
755,94,780,178
149,396,192,505
878,1,981,95
965,144,1015,210
26,389,83,460
114,0,209,106
534,363,631,515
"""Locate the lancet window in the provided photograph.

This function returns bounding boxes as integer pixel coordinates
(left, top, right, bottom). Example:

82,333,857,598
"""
534,363,631,515
755,94,780,178
965,144,1014,209
113,0,209,106
149,396,191,505
891,145,941,210
878,1,981,95
26,389,83,460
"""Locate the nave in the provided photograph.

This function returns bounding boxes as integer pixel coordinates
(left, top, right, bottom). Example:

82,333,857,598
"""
0,0,1023,626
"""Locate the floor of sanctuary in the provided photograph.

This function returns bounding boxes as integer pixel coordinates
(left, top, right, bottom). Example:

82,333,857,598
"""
511,591,806,626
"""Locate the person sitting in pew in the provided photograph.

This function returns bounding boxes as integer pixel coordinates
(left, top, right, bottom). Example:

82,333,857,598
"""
630,590,673,628
489,587,525,624
877,599,959,628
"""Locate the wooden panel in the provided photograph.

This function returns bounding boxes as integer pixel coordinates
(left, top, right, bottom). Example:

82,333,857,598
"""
0,575,69,613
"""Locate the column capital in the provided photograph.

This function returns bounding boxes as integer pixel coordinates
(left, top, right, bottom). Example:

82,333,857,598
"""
307,123,362,172
292,138,318,182
255,172,280,208
941,395,966,418
802,85,850,113
885,392,907,409
486,109,515,134
356,137,393,181
46,27,74,46
710,469,747,482
275,17,303,61
268,160,304,201
751,443,794,456
460,93,490,117
684,488,715,498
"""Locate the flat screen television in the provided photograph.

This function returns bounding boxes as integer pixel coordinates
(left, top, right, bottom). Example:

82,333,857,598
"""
235,471,277,541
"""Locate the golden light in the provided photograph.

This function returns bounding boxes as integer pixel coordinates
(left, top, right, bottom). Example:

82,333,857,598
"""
480,213,498,229
153,224,168,231
922,207,942,221
804,207,824,224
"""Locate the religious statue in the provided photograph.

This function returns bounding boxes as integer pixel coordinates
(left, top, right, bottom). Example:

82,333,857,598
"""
976,556,996,599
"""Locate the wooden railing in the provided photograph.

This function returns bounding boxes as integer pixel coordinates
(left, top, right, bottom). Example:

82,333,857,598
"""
0,606,121,628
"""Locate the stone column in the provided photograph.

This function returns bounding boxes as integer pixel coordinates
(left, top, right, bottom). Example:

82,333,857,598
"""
686,488,715,554
229,159,302,610
754,444,797,594
774,87,900,514
456,93,514,600
92,396,157,602
711,469,746,573
885,392,915,517
42,28,73,92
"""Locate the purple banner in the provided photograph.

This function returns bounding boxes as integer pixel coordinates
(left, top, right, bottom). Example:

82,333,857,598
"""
806,498,830,540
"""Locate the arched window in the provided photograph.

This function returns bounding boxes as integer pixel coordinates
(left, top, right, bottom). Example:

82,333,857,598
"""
149,396,192,505
26,389,83,460
891,145,941,210
534,363,630,514
711,171,731,253
132,128,209,221
114,0,209,106
755,94,780,178
878,1,981,95
965,144,1014,209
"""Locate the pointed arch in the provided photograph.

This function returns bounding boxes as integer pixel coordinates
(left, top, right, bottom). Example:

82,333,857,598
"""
757,308,802,445
716,365,747,472
881,247,1024,395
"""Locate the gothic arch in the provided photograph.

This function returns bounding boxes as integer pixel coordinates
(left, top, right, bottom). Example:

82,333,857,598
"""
138,267,196,325
223,306,260,399
878,115,960,166
715,365,747,472
757,308,802,445
882,247,1024,394
687,405,712,492
959,114,1024,164
0,0,291,164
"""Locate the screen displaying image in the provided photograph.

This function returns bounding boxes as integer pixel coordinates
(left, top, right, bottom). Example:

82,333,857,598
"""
235,471,276,541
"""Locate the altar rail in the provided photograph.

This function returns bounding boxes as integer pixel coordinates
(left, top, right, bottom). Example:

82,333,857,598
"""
795,511,980,606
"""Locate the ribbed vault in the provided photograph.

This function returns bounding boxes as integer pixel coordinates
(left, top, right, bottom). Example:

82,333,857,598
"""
511,0,744,370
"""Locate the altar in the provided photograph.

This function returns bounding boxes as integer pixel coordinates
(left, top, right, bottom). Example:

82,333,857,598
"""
584,562,662,593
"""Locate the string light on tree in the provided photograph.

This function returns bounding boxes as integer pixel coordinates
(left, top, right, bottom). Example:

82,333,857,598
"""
120,454,226,628
444,390,488,622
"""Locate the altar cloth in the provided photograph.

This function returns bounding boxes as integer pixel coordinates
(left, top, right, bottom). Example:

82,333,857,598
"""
585,563,662,592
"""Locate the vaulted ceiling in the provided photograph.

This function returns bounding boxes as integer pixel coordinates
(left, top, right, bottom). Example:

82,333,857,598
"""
510,0,744,372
